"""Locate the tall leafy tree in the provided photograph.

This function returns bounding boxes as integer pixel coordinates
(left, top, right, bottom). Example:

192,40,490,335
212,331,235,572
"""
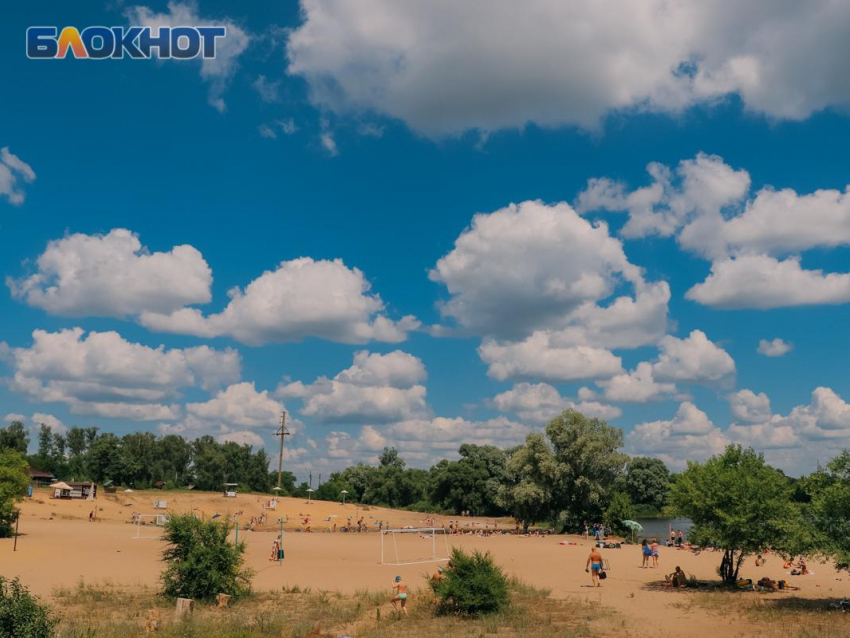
192,436,227,491
379,447,405,469
430,444,507,515
546,410,628,527
0,422,29,455
671,445,799,583
0,450,29,537
804,451,850,570
87,433,127,484
626,457,671,510
498,433,556,532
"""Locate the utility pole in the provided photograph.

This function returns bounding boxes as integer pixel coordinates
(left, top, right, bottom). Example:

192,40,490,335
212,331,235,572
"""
318,473,322,488
274,411,290,490
309,471,312,489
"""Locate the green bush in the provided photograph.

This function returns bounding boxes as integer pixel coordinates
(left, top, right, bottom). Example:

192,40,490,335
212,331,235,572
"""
431,548,510,616
161,513,252,601
0,576,57,638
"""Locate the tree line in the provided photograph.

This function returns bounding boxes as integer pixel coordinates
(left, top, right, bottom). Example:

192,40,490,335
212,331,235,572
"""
0,421,276,493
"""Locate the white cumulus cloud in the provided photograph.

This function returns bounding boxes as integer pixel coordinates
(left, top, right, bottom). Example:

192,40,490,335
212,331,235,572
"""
0,147,36,205
626,402,728,470
757,338,793,357
8,229,212,319
4,328,240,421
140,257,419,346
287,1,850,137
491,382,621,423
277,350,429,423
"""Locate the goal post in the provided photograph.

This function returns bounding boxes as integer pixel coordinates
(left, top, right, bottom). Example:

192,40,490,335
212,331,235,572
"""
133,513,169,539
380,527,450,566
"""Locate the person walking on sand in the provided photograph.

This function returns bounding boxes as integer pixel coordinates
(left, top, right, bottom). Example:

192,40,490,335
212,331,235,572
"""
651,538,660,568
586,547,604,587
269,538,280,561
641,539,651,568
391,576,408,616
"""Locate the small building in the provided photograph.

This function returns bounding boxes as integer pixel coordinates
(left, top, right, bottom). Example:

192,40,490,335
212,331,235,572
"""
52,481,97,500
27,466,56,487
223,483,238,498
153,481,166,489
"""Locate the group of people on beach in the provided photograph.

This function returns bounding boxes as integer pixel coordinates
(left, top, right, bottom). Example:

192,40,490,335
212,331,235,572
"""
582,521,611,540
668,528,686,547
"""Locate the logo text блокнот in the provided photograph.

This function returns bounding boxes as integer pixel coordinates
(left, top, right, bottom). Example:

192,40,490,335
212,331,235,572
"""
26,26,227,60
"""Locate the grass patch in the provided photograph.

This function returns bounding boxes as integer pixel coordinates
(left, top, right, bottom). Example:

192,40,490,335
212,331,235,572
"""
673,590,850,638
49,579,614,638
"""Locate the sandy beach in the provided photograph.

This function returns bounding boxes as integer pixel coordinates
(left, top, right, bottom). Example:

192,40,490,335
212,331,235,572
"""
3,488,849,638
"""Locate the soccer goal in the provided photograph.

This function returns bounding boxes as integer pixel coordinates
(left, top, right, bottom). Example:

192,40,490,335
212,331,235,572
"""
134,514,169,539
381,527,450,566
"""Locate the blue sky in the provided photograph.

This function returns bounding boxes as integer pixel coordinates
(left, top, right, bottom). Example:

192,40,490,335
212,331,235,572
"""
3,0,850,477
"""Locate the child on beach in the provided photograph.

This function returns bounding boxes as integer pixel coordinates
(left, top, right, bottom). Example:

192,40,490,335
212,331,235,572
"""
391,576,408,616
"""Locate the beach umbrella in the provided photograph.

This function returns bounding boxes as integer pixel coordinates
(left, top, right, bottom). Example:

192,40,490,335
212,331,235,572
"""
341,489,349,505
623,520,643,542
306,488,315,504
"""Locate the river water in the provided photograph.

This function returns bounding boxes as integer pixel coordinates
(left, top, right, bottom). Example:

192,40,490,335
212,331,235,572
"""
632,517,693,541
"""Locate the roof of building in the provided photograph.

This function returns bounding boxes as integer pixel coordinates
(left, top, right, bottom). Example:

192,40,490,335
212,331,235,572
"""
26,466,56,479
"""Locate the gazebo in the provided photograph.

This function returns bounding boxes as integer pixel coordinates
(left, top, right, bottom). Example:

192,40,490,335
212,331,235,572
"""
50,481,73,499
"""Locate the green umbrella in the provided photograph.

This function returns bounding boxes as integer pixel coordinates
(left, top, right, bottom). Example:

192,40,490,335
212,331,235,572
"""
622,520,643,542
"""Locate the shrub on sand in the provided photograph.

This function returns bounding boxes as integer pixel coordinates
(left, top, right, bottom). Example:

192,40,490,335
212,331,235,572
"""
160,513,252,601
430,548,509,616
0,576,57,638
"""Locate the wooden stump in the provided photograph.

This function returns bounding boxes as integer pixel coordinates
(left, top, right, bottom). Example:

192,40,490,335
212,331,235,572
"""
216,593,231,608
144,609,161,632
175,598,194,619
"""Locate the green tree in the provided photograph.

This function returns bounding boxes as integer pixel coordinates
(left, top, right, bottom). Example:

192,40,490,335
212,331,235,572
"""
314,475,353,502
0,422,29,455
87,433,127,484
379,447,405,469
339,463,376,502
122,431,158,487
498,433,556,532
160,513,251,600
430,444,507,516
671,445,799,584
804,451,850,570
604,492,636,535
268,470,297,495
192,436,227,491
35,425,53,465
626,457,671,510
546,410,628,528
0,450,29,538
66,427,87,458
149,435,192,487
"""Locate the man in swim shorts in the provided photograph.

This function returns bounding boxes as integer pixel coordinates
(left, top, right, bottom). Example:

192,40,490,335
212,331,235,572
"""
586,547,604,587
391,576,409,616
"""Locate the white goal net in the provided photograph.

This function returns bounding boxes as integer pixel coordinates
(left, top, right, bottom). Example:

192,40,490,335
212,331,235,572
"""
381,527,450,566
134,514,169,539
